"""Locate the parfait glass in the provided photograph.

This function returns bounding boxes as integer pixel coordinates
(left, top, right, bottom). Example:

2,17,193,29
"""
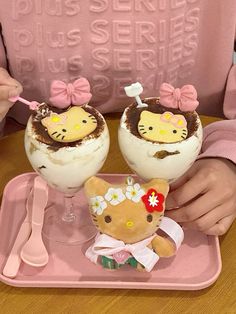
118,97,203,184
24,112,110,245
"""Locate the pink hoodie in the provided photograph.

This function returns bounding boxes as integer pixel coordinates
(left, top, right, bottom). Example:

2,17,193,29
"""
0,0,236,162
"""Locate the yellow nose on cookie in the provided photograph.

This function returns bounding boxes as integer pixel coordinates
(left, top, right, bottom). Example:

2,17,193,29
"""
159,130,167,135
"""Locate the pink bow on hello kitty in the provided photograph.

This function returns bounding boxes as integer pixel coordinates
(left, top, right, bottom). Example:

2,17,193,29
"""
49,78,92,109
159,83,199,112
160,112,187,128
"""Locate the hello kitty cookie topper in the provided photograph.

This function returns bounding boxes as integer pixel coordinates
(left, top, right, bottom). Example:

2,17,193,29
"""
41,106,97,143
138,111,188,143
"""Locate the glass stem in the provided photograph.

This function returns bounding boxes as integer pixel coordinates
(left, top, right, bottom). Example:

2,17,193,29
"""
62,194,76,223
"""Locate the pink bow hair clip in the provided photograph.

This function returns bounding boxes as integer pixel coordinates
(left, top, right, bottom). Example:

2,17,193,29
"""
159,83,199,112
160,112,187,128
49,78,92,109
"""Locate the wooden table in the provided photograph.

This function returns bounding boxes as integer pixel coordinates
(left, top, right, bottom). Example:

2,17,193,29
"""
0,114,235,314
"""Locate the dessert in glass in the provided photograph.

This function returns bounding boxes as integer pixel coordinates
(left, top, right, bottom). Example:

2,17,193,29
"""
118,82,203,184
24,78,110,244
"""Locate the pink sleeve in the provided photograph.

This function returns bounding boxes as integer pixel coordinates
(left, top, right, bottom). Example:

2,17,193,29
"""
199,119,236,163
0,25,7,68
0,25,7,135
198,40,236,164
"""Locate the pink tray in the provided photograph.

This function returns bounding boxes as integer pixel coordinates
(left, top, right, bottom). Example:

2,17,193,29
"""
0,173,221,290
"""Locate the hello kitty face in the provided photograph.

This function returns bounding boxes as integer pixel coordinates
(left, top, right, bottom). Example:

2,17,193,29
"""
84,176,169,244
41,106,97,143
138,111,188,143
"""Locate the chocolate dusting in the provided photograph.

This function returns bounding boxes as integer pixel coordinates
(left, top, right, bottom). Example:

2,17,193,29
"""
35,103,50,120
153,150,180,159
38,165,46,169
125,98,199,143
31,104,105,151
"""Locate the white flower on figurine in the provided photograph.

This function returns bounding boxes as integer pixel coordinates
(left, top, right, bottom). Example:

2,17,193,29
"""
126,183,145,203
148,193,159,207
90,196,107,215
105,188,126,206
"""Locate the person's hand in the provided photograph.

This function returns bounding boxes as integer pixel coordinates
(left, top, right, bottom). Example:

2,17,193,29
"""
0,68,22,121
165,158,236,236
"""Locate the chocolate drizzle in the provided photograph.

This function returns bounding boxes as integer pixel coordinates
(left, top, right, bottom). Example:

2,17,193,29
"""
31,104,105,151
125,97,199,143
153,150,180,159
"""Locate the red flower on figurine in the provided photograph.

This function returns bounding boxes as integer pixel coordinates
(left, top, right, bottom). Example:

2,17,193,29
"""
141,189,165,213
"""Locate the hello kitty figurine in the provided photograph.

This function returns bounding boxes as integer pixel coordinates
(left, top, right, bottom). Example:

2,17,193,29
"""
84,176,184,272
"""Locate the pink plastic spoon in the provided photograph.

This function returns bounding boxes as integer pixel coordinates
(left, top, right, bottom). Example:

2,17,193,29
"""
2,189,33,278
9,95,40,110
20,176,49,267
